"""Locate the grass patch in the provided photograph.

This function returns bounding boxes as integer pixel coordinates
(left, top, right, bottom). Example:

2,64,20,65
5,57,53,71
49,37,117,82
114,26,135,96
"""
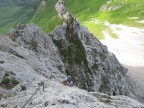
0,73,20,90
0,0,143,37
106,28,119,39
0,61,4,64
82,21,106,40
82,20,119,39
21,85,27,91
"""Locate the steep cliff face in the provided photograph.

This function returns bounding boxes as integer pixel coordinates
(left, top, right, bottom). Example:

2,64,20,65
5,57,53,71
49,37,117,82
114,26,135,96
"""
0,22,142,108
51,18,133,97
1,19,132,97
50,0,133,97
0,0,134,98
0,24,66,93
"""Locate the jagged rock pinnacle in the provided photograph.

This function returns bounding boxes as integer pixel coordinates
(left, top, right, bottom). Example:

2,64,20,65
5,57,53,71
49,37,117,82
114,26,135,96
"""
54,0,134,99
55,0,70,20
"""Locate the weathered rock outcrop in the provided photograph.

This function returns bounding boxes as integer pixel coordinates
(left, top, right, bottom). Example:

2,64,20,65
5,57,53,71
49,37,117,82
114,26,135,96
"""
0,17,142,108
0,0,143,107
0,24,66,95
1,81,144,108
55,0,70,20
51,18,134,97
52,0,133,97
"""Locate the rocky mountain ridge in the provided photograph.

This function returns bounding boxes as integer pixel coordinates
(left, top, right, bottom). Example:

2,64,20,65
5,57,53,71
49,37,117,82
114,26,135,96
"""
52,0,133,96
0,15,143,108
0,0,143,107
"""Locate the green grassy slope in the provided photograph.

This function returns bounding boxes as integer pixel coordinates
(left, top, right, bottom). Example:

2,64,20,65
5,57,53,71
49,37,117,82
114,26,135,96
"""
96,0,144,27
0,0,40,34
30,0,108,34
30,0,144,39
30,0,63,33
0,0,144,38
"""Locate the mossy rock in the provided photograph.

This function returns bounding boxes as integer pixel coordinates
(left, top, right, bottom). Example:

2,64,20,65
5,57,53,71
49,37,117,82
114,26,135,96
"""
53,21,94,91
0,73,20,90
21,85,27,91
0,61,4,64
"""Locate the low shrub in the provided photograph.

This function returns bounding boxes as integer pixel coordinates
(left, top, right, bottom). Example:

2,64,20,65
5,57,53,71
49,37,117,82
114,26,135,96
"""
0,73,20,90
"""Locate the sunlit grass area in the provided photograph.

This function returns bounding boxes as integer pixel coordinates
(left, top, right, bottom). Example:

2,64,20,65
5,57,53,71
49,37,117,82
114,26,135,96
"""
30,0,143,39
0,0,144,38
82,19,118,40
30,0,63,33
82,21,106,40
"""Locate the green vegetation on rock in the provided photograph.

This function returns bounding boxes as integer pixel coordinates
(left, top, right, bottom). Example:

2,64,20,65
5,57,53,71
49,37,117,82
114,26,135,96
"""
0,73,20,90
53,19,94,91
0,61,4,64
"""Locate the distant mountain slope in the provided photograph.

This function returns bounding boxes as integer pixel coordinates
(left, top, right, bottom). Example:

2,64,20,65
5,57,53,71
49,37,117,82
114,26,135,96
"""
0,0,144,37
30,0,63,33
30,0,144,39
0,0,40,33
30,0,107,35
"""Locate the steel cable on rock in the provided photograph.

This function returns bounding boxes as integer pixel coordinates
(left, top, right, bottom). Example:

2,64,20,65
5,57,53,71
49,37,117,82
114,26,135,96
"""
21,79,49,108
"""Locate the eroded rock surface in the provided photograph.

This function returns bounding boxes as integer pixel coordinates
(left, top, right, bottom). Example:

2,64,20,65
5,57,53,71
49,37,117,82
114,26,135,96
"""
0,81,144,108
0,0,143,107
52,0,133,97
51,18,134,98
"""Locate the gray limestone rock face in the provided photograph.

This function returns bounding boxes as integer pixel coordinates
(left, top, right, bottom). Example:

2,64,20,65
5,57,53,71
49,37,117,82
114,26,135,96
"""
0,24,66,96
0,67,4,83
0,16,141,108
0,20,135,104
51,18,134,98
0,81,143,108
0,1,142,107
52,0,134,98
